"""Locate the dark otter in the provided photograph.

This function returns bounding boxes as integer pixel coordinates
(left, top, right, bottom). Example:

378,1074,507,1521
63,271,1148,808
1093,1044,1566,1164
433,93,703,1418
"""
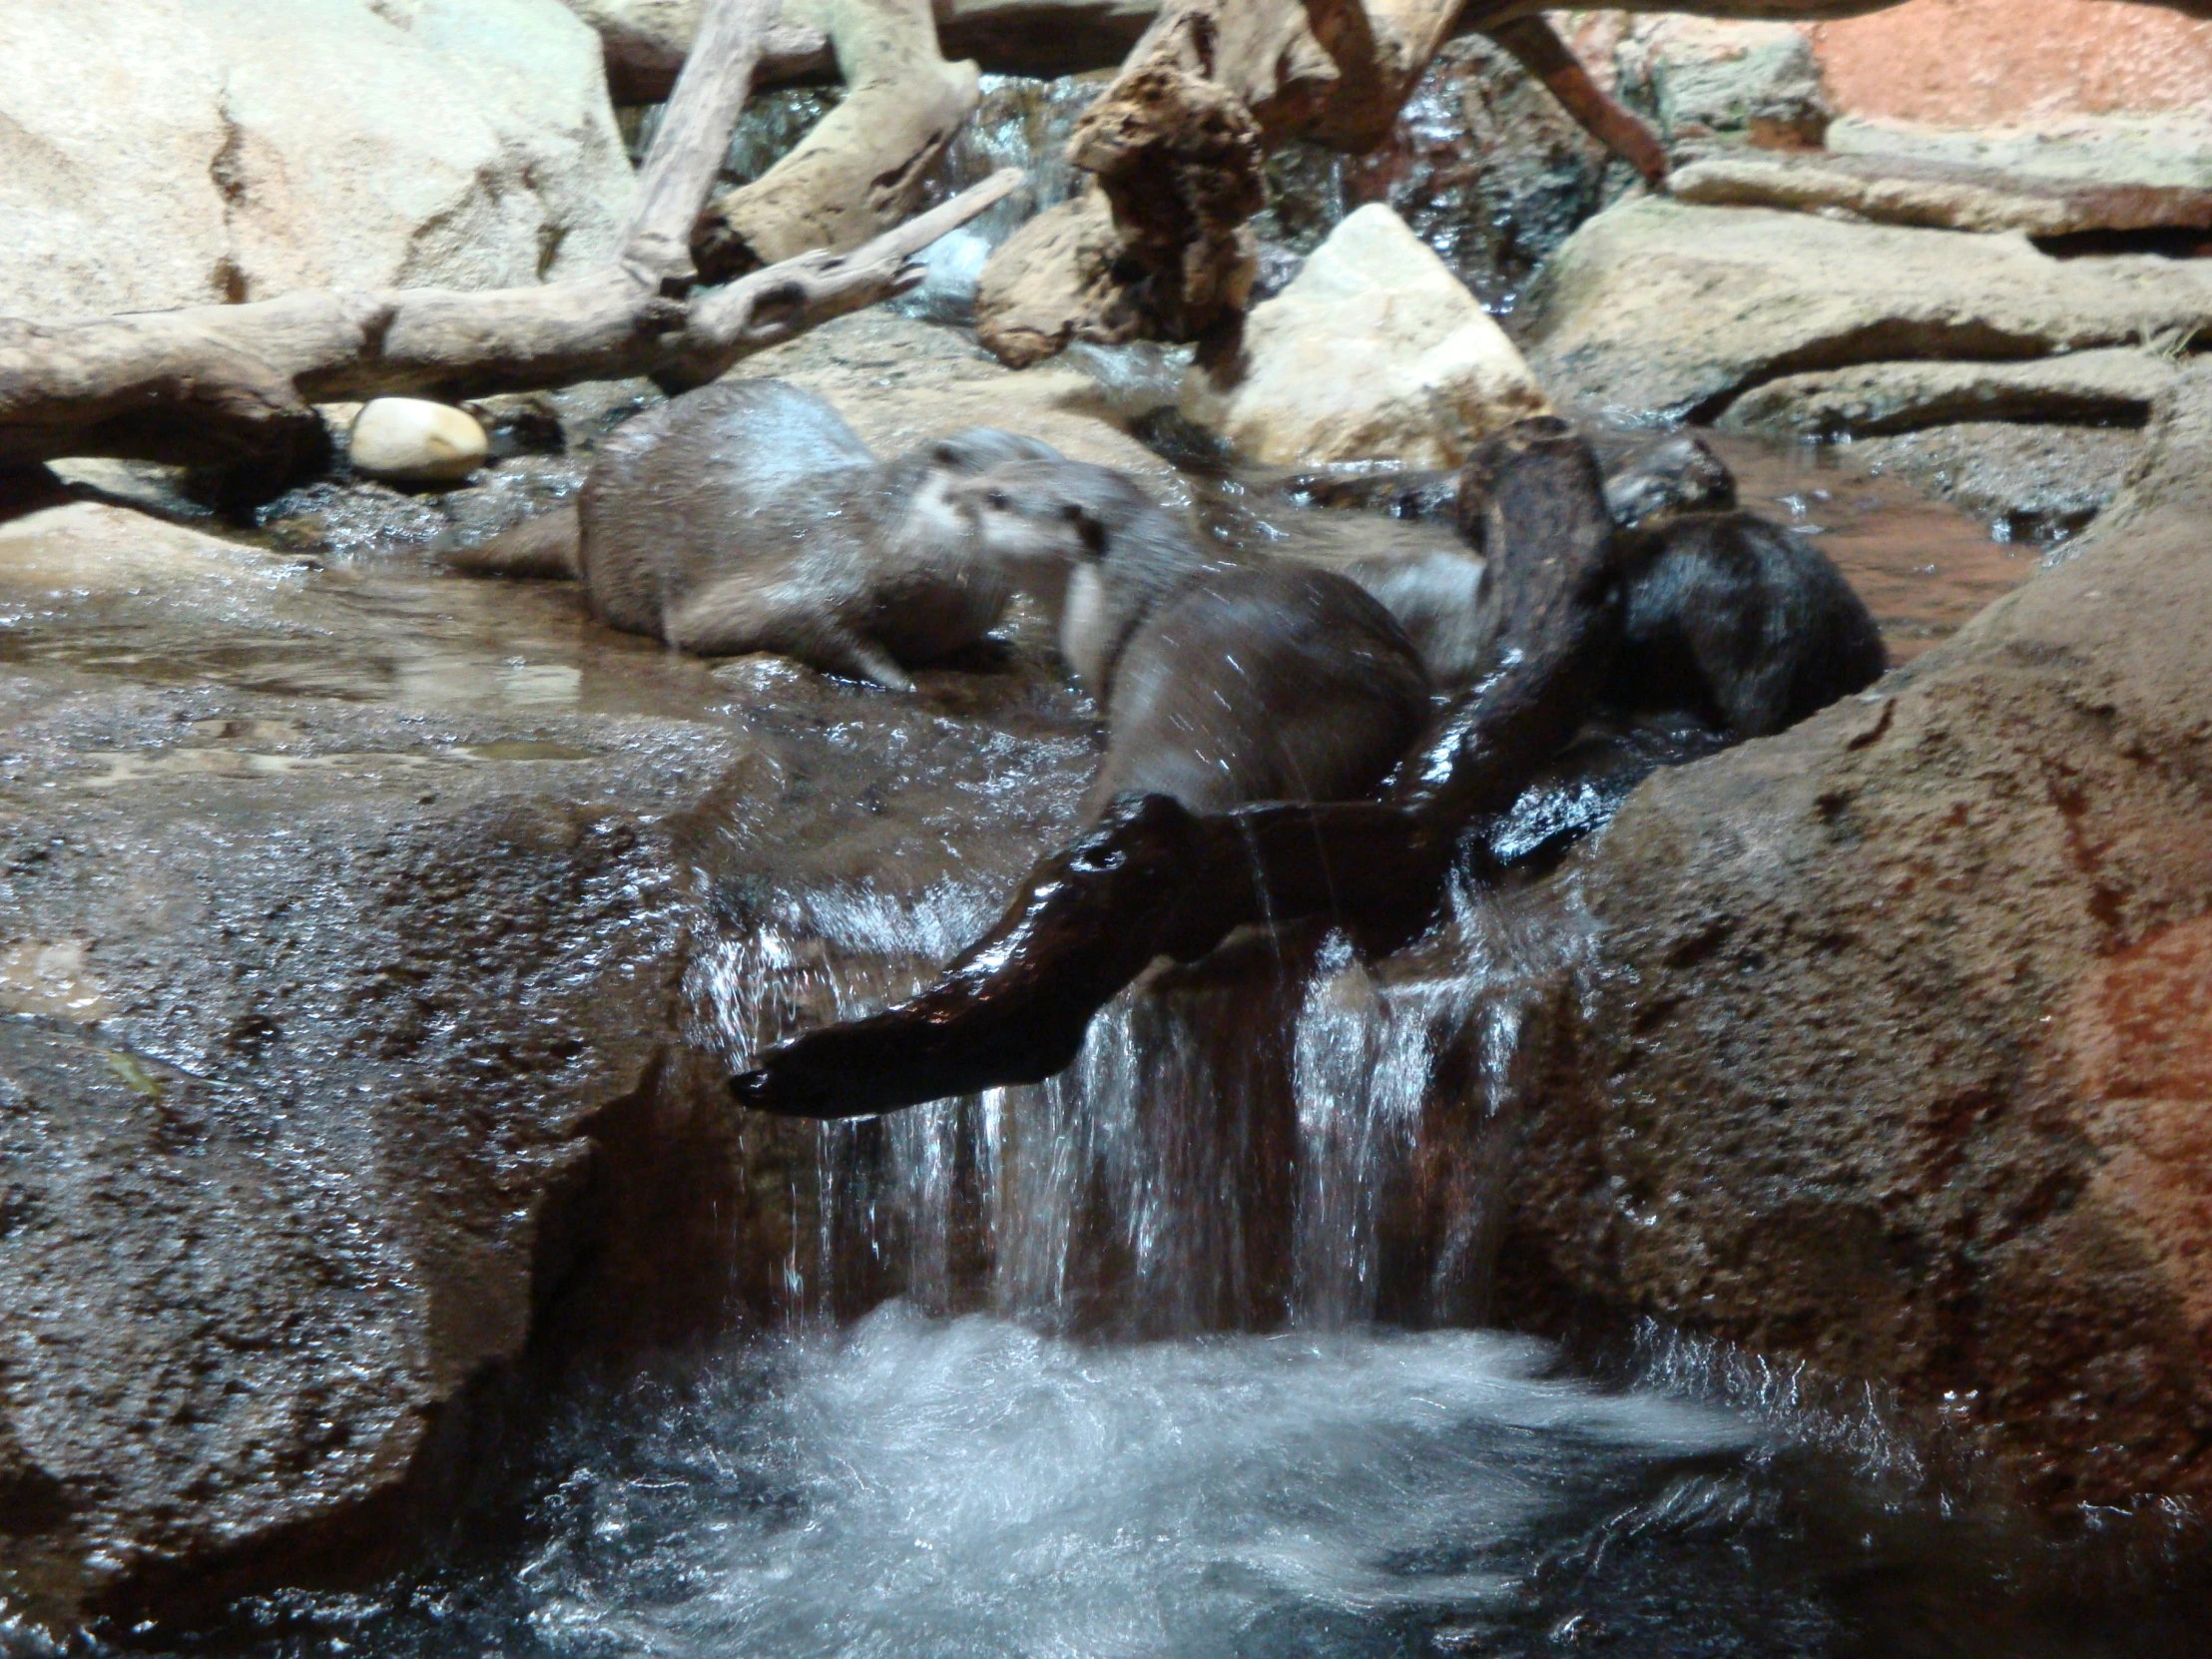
449,378,1061,690
1453,430,1886,737
955,459,1433,817
1288,430,1738,531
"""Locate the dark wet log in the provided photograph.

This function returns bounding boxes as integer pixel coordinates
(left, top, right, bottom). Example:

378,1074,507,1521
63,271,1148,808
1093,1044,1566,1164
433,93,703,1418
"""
732,417,1634,1117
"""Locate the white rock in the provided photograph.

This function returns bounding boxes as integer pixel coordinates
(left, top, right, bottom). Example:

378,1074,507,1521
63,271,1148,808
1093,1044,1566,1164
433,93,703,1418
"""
348,399,489,484
1178,205,1550,468
0,0,632,323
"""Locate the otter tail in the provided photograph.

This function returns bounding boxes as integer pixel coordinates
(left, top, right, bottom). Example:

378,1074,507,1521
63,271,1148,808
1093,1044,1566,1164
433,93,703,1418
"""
442,505,581,579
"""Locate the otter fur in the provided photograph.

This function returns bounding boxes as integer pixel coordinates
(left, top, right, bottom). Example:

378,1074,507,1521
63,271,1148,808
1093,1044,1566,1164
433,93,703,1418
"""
1446,429,1886,737
956,459,1433,817
448,378,1061,690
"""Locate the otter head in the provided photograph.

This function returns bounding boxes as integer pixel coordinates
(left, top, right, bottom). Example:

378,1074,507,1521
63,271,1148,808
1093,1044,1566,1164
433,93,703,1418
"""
887,427,1064,553
955,459,1209,695
1604,432,1737,532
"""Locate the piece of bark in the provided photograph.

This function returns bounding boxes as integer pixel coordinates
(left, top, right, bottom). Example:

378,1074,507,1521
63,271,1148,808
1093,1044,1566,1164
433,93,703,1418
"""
0,171,1019,475
732,417,1635,1117
696,0,982,277
973,185,1146,368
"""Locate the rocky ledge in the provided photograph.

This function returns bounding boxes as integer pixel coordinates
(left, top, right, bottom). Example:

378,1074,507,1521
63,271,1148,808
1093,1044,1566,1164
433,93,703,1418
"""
1500,360,2212,1509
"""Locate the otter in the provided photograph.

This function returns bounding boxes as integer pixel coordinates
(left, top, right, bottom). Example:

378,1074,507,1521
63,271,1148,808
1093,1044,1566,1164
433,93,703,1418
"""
1287,430,1738,531
1454,429,1887,737
447,378,1061,690
955,459,1433,817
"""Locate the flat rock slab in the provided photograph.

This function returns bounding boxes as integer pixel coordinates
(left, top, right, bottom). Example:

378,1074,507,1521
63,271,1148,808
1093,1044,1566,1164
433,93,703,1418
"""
1498,360,2212,1509
0,0,632,320
1525,197,2212,422
1671,149,2212,239
1715,346,2177,440
0,498,1095,1624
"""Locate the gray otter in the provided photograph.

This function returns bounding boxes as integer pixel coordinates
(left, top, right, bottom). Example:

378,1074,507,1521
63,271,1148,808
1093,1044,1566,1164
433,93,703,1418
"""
955,459,1433,817
449,378,1061,690
1454,430,1886,737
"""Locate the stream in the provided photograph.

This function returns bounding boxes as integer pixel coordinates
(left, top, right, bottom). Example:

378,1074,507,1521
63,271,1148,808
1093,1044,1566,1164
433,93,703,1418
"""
35,423,2204,1659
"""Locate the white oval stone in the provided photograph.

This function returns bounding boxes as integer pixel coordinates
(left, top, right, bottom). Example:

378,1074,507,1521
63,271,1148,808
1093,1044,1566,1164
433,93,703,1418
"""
347,398,488,484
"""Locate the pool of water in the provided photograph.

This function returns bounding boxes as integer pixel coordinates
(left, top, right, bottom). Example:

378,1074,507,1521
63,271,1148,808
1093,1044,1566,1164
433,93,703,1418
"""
126,1307,2207,1659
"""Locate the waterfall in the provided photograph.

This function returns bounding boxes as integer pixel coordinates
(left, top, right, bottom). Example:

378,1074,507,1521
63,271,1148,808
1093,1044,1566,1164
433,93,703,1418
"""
693,863,1598,1338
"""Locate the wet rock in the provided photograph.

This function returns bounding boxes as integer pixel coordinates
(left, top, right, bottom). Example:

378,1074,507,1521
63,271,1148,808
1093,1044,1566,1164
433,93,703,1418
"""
1524,197,2212,422
256,456,588,560
0,0,632,321
1179,205,1549,468
1498,360,2212,1510
1849,422,2141,546
1671,149,2212,241
1716,347,2176,442
0,493,1097,1623
1256,36,1630,314
1378,36,1628,313
346,400,490,486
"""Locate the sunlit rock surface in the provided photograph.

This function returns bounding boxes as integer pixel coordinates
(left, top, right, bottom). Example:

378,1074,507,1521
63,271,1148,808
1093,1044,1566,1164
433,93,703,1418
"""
1180,206,1550,468
0,0,632,321
1501,361,2212,1509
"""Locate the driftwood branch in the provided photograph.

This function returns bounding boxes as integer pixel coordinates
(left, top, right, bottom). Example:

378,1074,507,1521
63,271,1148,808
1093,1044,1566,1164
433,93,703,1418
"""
732,418,1634,1118
0,0,1017,481
622,0,782,288
967,0,1657,356
697,0,983,277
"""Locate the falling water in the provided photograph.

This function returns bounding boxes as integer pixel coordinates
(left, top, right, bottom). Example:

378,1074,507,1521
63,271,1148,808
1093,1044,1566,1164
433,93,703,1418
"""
690,841,1602,1341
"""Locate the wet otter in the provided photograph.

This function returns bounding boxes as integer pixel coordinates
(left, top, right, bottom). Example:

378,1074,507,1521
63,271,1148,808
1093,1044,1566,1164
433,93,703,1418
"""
956,459,1433,817
449,378,1061,690
1446,430,1886,736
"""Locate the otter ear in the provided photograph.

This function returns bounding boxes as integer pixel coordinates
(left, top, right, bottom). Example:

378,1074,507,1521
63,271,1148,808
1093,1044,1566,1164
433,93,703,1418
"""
1063,503,1107,559
931,441,963,468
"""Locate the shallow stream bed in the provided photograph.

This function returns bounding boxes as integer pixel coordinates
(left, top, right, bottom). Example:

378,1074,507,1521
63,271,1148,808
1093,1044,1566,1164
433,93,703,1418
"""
5,426,2174,1658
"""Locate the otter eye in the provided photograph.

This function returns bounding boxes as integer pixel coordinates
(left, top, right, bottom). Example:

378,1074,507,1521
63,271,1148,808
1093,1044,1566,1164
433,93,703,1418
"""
985,489,1009,511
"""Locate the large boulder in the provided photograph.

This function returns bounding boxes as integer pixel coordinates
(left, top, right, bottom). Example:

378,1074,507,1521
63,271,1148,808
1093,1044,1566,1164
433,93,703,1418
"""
0,483,1095,1624
1497,361,2212,1508
1179,204,1549,468
0,0,634,323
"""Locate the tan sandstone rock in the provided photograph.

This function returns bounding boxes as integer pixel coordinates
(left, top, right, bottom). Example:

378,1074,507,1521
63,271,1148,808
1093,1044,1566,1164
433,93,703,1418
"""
0,0,633,323
1178,205,1549,469
1671,149,2212,239
347,399,491,485
1525,196,2212,421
